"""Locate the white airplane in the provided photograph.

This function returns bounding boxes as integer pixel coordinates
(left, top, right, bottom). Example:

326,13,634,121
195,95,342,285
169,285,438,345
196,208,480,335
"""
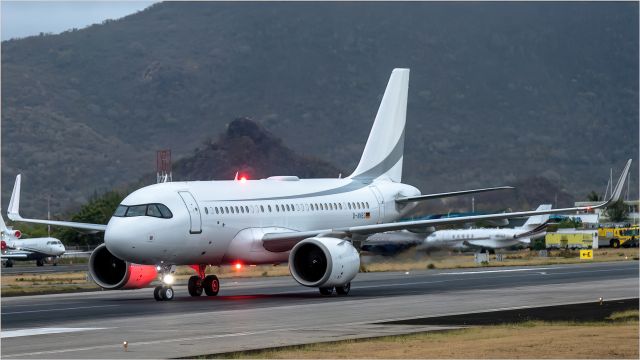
1,215,65,267
419,204,552,252
6,69,632,301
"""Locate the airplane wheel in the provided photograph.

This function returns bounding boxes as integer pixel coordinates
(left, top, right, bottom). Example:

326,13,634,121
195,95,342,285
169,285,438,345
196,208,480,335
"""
36,259,44,267
5,260,13,268
188,276,203,297
319,287,333,295
154,286,163,301
203,275,220,296
336,282,351,295
161,286,174,301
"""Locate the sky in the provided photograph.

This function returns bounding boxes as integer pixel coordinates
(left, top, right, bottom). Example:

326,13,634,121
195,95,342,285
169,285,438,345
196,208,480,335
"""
1,1,157,41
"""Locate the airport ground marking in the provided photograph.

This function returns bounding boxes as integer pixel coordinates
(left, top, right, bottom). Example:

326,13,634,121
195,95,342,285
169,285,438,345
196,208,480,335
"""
1,304,119,315
1,327,107,339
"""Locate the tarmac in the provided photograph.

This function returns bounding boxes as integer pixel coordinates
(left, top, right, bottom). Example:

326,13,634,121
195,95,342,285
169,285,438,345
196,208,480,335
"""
1,261,638,358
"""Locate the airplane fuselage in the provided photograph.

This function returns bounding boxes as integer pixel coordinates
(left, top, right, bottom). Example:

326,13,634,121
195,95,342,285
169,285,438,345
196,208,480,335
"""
105,178,420,266
423,228,527,250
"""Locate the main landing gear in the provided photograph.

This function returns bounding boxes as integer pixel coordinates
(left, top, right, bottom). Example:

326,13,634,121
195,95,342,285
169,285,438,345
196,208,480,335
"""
154,264,176,301
319,282,351,296
188,264,219,297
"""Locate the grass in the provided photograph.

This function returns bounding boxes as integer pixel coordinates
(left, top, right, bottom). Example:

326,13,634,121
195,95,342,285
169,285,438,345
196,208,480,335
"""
206,311,639,359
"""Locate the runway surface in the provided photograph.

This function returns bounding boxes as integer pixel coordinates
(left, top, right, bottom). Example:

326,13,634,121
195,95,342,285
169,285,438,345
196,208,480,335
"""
1,261,638,358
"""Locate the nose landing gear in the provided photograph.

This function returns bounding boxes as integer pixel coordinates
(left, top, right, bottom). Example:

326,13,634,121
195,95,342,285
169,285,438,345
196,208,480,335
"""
187,264,220,297
154,264,176,301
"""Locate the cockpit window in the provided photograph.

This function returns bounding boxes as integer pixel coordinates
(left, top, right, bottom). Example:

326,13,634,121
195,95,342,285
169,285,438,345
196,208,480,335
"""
146,204,162,218
113,203,173,219
114,205,127,217
127,205,147,217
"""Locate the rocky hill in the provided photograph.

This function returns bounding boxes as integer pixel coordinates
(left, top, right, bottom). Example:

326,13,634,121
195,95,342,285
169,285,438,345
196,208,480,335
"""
2,1,637,216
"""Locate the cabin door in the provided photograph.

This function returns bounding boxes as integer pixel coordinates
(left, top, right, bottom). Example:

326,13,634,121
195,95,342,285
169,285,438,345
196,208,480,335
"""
178,191,202,234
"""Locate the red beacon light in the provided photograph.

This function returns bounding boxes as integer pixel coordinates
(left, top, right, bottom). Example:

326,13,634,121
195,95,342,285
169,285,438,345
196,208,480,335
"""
233,261,243,270
240,176,247,183
13,230,21,239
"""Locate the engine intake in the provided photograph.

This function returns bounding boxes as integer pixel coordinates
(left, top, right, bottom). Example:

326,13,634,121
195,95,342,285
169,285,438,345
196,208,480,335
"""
289,237,359,288
89,243,157,290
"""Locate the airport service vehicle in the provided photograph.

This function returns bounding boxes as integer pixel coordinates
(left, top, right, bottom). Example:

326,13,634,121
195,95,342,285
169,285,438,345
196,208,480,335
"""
418,205,552,252
7,69,632,301
1,215,65,267
597,225,639,248
545,230,598,249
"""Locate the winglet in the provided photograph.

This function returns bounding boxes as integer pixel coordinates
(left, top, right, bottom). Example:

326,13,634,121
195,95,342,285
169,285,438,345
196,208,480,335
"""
603,159,632,206
7,175,22,221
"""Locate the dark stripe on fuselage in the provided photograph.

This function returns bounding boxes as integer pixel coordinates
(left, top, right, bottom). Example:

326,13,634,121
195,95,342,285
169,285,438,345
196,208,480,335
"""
350,129,405,181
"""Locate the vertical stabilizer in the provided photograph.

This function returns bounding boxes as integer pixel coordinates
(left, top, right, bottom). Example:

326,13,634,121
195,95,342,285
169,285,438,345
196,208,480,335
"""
349,68,409,183
519,204,552,230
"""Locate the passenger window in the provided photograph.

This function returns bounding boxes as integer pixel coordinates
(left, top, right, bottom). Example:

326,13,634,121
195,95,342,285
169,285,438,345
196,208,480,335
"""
366,202,370,208
240,206,244,214
215,207,219,214
245,206,249,213
147,204,164,218
268,205,272,212
276,204,280,212
235,206,239,213
230,207,235,214
204,207,209,215
260,205,265,213
286,204,290,212
348,203,351,210
339,203,342,210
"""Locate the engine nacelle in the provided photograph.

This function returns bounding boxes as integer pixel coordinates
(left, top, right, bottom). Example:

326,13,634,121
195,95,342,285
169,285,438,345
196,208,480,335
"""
89,243,157,290
289,237,360,288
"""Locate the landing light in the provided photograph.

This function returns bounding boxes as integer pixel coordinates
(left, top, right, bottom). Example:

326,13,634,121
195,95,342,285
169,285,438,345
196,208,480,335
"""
234,262,243,270
163,274,175,284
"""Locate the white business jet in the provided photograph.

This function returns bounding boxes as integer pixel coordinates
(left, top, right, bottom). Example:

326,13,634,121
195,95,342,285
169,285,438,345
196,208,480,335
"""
7,69,631,301
1,215,65,267
419,204,552,252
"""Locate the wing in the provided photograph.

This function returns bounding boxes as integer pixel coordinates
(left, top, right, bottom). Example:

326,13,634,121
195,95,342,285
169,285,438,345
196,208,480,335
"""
7,175,107,232
395,186,514,203
264,159,632,251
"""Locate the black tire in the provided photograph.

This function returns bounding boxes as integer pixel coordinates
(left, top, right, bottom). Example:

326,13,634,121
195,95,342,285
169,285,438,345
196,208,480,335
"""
153,286,163,301
319,287,333,295
161,286,174,301
188,276,203,297
611,239,621,248
336,282,351,295
5,260,13,268
36,259,44,267
203,275,220,296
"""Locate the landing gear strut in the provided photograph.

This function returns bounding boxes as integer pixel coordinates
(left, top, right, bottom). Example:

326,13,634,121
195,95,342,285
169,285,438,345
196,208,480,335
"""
319,282,351,296
187,264,219,297
154,264,176,301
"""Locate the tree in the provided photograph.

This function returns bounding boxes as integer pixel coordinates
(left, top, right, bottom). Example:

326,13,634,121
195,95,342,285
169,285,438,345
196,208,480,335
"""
55,191,125,246
586,191,601,202
605,199,629,223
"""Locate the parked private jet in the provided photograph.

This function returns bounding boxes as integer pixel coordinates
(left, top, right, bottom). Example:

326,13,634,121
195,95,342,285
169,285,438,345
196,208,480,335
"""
6,69,632,301
418,204,552,252
1,215,65,267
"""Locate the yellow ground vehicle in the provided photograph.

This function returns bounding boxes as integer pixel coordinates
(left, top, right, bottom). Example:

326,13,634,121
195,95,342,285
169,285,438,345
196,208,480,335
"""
597,226,639,248
545,231,597,249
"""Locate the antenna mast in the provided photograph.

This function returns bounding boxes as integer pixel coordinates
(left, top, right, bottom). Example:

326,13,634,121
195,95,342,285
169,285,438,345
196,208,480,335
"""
156,150,172,183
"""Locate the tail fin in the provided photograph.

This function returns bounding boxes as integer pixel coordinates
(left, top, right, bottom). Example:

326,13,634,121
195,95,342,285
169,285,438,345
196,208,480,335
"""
519,204,552,230
349,68,409,183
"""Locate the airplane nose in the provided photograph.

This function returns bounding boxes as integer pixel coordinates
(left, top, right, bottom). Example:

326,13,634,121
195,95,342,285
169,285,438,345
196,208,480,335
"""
104,218,132,260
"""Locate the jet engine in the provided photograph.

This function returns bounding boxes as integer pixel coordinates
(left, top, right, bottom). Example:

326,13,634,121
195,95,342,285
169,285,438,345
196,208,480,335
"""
289,237,360,288
89,243,157,290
